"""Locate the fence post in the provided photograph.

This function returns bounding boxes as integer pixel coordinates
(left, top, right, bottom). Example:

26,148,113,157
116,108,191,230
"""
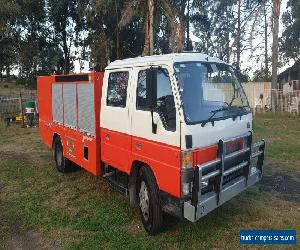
252,83,255,116
280,91,283,113
19,90,25,127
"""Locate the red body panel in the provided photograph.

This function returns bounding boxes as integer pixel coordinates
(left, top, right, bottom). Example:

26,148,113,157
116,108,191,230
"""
38,75,55,148
100,128,132,173
100,128,181,197
131,135,181,197
37,72,103,176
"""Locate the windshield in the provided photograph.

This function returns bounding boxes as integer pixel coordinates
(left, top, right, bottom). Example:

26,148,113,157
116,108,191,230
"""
174,62,249,124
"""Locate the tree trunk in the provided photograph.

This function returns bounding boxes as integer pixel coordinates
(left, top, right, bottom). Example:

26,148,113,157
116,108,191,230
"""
143,0,154,56
115,0,120,59
236,0,241,71
162,0,185,53
225,14,230,63
143,12,150,56
6,65,10,78
264,0,269,81
186,0,190,51
148,0,154,56
62,30,70,74
271,0,281,112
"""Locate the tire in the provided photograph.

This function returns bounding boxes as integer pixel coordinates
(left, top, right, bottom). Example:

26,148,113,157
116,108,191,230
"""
53,136,72,173
138,166,163,235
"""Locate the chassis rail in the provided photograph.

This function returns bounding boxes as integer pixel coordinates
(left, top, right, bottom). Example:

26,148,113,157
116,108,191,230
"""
184,132,265,222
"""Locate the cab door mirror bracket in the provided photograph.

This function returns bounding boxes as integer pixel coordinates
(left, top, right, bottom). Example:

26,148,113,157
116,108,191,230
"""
147,67,158,134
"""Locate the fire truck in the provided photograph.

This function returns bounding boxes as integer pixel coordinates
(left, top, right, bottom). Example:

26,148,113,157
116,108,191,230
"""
37,53,265,235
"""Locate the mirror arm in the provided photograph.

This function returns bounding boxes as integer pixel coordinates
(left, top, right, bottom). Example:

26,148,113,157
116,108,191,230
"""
151,109,157,134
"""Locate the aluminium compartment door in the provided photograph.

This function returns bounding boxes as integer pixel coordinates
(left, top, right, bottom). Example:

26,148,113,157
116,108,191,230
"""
100,69,132,172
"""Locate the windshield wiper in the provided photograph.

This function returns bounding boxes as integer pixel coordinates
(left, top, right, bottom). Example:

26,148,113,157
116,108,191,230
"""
201,107,229,127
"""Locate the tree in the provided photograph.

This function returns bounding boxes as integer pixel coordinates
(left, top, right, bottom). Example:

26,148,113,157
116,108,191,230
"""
263,0,270,80
246,0,272,81
233,0,266,72
86,0,145,70
280,0,300,62
271,0,281,111
118,0,185,56
0,0,20,79
48,0,88,74
15,0,47,74
192,0,214,55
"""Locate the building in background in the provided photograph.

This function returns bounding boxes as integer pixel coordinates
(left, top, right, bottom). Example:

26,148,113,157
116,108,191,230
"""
278,59,300,93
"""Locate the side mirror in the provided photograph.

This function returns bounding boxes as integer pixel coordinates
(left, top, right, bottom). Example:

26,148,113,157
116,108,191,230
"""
146,68,158,134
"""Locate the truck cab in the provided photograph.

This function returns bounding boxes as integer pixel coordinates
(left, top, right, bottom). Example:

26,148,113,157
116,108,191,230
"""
38,53,265,235
100,53,265,233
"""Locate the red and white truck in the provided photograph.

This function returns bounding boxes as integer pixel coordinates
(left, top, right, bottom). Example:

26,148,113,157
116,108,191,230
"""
37,53,265,234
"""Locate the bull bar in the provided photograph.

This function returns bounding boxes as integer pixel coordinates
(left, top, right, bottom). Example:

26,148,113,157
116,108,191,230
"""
184,132,265,222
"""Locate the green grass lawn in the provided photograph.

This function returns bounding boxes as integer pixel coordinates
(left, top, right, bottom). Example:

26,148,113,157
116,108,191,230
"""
0,113,299,249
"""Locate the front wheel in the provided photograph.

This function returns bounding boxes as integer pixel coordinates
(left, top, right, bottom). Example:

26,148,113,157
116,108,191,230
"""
138,166,163,235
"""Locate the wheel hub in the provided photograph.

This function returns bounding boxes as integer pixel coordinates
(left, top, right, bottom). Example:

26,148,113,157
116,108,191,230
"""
139,181,149,221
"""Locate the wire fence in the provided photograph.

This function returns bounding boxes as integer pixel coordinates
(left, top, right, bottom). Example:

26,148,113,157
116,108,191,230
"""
0,91,37,124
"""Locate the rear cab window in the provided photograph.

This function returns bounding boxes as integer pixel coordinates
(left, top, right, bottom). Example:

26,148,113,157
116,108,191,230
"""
107,71,129,107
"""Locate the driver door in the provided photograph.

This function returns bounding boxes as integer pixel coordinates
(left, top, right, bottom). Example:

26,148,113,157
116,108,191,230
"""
129,66,180,172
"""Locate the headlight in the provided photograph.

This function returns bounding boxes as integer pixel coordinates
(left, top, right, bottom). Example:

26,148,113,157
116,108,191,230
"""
182,183,191,196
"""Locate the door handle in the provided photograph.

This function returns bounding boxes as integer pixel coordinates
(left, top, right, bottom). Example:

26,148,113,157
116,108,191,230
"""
105,133,110,140
135,142,142,150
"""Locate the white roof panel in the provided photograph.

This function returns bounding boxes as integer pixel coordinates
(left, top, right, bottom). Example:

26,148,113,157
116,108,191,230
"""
106,53,228,69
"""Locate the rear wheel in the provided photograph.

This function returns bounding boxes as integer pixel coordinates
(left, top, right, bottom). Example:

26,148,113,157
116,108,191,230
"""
138,166,163,235
53,137,72,173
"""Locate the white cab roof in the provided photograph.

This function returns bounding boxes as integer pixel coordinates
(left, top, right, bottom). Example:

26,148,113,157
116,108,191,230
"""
106,52,228,70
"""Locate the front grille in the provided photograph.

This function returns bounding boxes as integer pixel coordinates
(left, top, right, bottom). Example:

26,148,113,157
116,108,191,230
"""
225,138,245,154
190,133,265,211
224,138,249,171
196,135,251,196
223,168,244,185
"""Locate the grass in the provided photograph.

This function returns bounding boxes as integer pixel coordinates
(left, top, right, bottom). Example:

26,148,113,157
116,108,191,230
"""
0,113,299,249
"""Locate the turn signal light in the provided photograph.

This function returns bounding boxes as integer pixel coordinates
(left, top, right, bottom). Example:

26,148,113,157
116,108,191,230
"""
181,151,193,169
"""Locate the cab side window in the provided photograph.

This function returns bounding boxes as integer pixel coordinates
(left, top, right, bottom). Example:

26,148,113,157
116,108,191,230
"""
136,70,149,109
136,68,176,131
107,71,129,107
156,69,176,131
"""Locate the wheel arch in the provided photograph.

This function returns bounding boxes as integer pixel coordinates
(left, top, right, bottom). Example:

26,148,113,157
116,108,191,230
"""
129,160,159,207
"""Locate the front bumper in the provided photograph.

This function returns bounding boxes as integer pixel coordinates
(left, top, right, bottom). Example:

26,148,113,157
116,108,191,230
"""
183,133,265,222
